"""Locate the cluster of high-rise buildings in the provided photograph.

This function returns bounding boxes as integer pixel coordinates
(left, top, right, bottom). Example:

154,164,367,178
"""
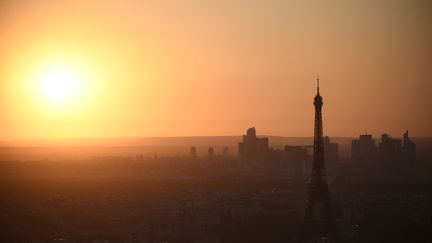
352,130,416,165
190,146,229,161
186,81,416,171
234,127,416,167
236,127,340,166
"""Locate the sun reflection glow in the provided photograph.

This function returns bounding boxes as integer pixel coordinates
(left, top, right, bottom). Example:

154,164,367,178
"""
38,66,82,104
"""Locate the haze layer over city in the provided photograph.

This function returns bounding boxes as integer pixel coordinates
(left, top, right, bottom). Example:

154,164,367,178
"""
1,1,431,243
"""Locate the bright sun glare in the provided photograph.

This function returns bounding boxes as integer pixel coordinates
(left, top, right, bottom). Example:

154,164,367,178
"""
38,66,83,105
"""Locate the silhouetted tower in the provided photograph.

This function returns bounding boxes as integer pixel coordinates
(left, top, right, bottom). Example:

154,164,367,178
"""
238,127,269,162
402,130,416,164
208,147,214,161
303,78,340,242
190,147,197,158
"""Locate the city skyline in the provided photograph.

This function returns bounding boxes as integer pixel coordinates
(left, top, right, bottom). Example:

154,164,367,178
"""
1,2,431,242
0,72,427,242
1,0,431,140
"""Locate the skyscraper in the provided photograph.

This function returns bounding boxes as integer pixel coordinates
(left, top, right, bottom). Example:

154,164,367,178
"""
379,133,402,165
208,147,214,161
402,130,416,164
285,145,307,175
238,127,269,162
303,79,340,242
190,146,197,158
324,136,339,163
352,134,376,162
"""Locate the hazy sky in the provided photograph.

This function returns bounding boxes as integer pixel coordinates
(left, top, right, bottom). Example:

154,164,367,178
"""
1,0,431,140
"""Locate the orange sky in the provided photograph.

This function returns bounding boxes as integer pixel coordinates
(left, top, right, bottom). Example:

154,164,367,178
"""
1,0,431,140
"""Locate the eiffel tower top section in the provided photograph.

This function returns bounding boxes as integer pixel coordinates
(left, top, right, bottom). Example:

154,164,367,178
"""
311,77,327,186
314,77,323,107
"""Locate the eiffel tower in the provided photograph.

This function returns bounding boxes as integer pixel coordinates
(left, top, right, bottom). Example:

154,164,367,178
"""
303,78,341,242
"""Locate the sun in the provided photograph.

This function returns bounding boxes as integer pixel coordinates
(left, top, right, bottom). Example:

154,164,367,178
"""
37,65,83,105
28,58,97,115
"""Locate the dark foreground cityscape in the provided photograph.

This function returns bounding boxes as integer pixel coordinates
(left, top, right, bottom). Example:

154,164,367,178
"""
1,84,431,243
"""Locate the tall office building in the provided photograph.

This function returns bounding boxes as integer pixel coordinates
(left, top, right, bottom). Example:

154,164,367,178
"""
238,127,269,162
208,147,214,161
402,130,416,164
285,145,307,175
379,133,402,165
324,136,339,163
352,134,376,162
190,147,197,158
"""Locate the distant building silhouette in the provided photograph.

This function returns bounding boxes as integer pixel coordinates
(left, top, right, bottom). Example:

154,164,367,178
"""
208,147,214,161
379,133,402,165
352,134,376,162
402,130,416,164
285,145,307,175
190,147,197,158
238,127,269,162
303,78,340,242
324,136,339,163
